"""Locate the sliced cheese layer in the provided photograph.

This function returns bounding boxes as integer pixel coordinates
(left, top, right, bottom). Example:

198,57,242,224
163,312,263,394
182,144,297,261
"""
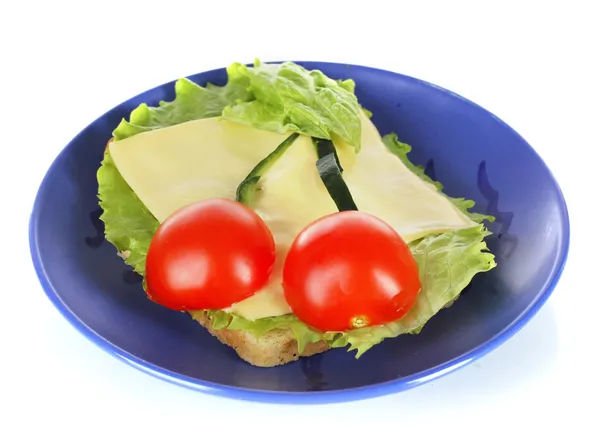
108,117,292,223
110,114,476,320
334,112,476,244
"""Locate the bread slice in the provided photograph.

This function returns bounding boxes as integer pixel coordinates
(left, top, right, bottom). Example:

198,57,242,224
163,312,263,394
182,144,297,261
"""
193,311,330,367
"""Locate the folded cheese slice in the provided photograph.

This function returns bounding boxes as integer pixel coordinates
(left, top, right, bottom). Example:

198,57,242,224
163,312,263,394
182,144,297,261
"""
109,114,475,320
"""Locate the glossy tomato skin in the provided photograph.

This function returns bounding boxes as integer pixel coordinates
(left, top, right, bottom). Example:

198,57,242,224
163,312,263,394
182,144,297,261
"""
282,211,421,332
145,198,276,311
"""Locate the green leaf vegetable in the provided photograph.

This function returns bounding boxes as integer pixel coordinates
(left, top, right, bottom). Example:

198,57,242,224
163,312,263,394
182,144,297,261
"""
113,62,253,141
98,153,158,274
222,60,363,152
98,61,496,358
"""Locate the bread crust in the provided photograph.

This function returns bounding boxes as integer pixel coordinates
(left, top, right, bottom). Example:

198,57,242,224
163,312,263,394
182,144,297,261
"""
194,311,330,367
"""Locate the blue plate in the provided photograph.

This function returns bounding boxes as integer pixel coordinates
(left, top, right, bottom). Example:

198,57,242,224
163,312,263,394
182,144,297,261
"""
29,62,569,403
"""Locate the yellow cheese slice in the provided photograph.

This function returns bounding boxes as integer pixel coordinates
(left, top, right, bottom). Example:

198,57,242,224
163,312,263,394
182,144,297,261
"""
108,117,293,223
110,114,476,320
334,112,476,244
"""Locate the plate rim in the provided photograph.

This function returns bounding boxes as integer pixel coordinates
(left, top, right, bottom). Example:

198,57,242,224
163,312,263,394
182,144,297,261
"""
28,60,571,404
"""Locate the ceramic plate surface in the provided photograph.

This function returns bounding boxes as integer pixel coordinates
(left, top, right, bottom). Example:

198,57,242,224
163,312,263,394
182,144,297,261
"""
29,61,569,403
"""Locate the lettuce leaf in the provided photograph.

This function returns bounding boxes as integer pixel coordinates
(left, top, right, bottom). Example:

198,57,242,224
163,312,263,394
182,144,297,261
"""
222,60,363,151
98,62,496,358
97,153,158,274
113,63,252,141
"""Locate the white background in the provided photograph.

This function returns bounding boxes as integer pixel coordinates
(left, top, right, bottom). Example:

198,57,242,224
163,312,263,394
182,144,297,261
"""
2,1,598,432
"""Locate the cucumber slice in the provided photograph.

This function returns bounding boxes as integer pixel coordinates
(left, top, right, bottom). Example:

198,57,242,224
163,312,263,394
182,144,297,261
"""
313,138,358,212
236,133,300,205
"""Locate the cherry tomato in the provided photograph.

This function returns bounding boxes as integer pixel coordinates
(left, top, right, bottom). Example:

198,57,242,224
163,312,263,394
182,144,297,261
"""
145,198,276,311
282,211,421,332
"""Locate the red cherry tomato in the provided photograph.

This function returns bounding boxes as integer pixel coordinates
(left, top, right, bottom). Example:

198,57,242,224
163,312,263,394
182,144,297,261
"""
145,198,276,311
282,211,421,332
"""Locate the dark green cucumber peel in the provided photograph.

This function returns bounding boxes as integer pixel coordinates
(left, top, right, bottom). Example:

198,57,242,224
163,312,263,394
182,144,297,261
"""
235,133,300,205
315,137,343,171
313,138,358,212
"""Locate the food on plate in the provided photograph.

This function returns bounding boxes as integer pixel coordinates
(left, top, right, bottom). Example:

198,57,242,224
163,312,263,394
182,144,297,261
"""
97,60,496,367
